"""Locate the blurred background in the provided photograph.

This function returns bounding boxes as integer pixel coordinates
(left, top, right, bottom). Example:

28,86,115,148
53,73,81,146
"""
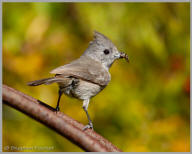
3,2,190,152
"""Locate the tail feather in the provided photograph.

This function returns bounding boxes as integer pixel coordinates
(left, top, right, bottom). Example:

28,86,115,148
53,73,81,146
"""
27,77,67,86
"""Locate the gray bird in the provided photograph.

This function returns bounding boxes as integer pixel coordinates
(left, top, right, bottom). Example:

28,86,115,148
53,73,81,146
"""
28,31,129,130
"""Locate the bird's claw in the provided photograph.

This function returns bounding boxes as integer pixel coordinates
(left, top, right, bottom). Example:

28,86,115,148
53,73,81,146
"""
55,106,60,112
83,123,93,131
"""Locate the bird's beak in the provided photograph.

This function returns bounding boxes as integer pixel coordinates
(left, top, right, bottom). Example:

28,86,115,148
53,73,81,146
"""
119,52,129,63
114,52,121,59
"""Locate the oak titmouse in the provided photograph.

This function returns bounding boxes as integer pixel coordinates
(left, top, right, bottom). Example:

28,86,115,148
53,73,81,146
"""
28,31,129,130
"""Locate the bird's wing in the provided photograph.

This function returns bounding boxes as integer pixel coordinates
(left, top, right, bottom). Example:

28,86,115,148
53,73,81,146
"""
50,56,111,86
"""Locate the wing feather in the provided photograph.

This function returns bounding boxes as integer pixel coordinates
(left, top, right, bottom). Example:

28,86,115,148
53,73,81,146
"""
50,56,110,86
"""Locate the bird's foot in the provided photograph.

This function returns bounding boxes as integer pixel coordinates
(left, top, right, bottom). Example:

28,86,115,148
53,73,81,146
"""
55,106,60,112
83,123,93,131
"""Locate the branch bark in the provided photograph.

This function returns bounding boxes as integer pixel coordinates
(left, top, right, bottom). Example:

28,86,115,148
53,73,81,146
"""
2,84,122,152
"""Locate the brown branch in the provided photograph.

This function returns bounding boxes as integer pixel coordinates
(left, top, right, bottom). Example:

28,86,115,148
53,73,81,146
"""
2,84,122,152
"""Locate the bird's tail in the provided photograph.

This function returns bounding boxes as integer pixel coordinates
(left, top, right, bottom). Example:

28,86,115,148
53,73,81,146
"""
27,77,66,86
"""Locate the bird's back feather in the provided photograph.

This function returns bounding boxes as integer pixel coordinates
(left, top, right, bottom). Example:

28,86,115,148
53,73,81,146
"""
50,56,111,86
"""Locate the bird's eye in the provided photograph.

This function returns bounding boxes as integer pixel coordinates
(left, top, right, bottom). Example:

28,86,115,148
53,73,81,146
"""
103,49,110,55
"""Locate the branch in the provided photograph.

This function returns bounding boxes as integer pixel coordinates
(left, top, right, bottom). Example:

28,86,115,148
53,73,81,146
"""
2,84,122,152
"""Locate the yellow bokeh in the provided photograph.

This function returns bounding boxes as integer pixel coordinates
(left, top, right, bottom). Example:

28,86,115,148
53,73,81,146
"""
3,2,190,152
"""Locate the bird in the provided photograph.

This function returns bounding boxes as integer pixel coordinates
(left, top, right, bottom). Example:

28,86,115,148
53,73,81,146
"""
28,31,129,130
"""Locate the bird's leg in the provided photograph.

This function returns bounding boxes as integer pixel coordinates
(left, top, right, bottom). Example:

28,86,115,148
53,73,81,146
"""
82,99,93,130
55,89,62,112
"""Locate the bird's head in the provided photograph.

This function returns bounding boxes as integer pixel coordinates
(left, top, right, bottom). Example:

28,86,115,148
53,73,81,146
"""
83,31,129,70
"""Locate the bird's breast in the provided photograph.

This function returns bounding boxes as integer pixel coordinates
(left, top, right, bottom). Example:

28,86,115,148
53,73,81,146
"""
60,79,104,100
71,80,104,100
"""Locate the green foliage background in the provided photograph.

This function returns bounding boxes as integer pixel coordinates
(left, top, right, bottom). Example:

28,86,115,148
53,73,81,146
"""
3,2,190,152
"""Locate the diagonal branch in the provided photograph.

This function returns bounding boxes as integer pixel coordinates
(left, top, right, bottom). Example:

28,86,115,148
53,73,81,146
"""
2,84,122,152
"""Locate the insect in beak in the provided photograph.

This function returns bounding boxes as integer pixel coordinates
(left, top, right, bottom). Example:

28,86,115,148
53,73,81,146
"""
119,52,129,63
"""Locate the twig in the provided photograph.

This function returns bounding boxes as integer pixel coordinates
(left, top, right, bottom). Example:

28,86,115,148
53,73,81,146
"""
2,84,122,152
